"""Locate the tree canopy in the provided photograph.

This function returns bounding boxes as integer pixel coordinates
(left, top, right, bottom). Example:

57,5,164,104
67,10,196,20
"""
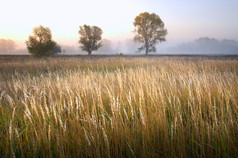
134,12,167,55
78,25,103,55
26,25,56,57
53,45,62,54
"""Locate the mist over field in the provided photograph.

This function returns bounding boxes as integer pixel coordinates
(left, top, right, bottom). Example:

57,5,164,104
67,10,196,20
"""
2,37,238,55
163,37,238,55
1,37,238,55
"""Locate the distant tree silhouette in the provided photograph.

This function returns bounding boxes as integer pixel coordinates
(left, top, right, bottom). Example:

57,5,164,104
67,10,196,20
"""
0,39,17,53
168,37,238,54
26,25,56,57
78,25,103,55
134,12,167,55
53,45,62,54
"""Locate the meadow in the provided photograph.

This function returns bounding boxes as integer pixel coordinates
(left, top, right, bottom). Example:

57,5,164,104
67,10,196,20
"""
0,56,237,157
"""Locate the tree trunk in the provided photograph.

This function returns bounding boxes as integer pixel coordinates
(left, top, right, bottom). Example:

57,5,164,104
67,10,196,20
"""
145,46,149,55
88,51,92,55
145,50,148,55
145,40,149,55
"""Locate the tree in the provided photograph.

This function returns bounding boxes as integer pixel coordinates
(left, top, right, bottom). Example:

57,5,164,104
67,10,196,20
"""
0,39,17,53
133,12,167,55
26,25,56,57
78,24,103,55
53,45,62,54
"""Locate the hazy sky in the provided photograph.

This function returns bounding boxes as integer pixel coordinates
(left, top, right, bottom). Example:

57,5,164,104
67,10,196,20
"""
0,0,238,48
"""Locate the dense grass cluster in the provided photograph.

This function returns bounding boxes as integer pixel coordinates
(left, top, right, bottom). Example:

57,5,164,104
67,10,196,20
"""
0,57,237,157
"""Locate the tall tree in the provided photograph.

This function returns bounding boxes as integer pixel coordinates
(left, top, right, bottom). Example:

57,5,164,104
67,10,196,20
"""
78,25,103,55
134,12,167,55
26,25,56,57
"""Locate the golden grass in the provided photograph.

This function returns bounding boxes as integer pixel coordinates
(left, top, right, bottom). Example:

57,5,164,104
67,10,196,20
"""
0,57,237,157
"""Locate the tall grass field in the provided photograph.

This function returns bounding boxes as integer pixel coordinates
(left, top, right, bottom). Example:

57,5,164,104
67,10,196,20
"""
0,57,237,157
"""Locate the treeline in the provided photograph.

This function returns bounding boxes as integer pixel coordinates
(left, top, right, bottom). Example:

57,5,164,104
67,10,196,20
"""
166,37,238,54
24,12,167,57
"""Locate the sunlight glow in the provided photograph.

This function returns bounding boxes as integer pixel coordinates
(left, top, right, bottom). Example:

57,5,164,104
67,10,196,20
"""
0,0,238,48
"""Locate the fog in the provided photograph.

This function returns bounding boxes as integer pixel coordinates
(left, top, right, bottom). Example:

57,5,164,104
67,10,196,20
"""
97,37,238,55
163,37,238,55
1,37,238,55
61,39,140,55
102,37,238,55
0,39,16,54
95,39,116,54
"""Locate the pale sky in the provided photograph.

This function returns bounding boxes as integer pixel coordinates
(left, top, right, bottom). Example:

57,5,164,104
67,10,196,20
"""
0,0,238,48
